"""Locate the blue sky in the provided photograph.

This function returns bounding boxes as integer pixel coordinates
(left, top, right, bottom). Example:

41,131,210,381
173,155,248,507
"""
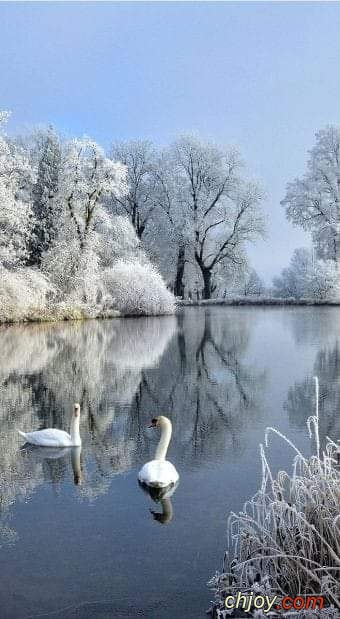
1,1,340,281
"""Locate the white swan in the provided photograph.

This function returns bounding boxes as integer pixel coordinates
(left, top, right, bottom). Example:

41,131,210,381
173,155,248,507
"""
138,416,179,488
18,404,82,447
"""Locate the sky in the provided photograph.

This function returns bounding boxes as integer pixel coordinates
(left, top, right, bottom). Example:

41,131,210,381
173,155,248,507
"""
1,1,340,282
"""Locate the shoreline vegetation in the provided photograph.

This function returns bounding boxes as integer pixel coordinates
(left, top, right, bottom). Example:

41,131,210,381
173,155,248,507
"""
2,296,340,327
208,377,340,618
181,296,340,307
179,296,340,307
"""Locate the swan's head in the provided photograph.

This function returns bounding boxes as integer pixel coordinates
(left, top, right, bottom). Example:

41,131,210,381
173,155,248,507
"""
73,403,81,418
149,415,171,429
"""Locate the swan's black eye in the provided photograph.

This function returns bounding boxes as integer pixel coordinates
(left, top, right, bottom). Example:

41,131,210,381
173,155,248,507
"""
151,418,157,425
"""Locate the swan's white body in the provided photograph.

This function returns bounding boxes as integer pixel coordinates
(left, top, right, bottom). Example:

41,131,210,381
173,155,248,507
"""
18,404,81,448
138,416,179,488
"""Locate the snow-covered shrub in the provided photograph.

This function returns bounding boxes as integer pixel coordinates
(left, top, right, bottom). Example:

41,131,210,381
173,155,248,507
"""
103,260,175,316
42,233,101,306
0,267,56,322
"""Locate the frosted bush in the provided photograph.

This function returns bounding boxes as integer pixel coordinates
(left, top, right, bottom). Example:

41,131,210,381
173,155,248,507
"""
0,267,56,322
103,260,175,316
209,378,340,617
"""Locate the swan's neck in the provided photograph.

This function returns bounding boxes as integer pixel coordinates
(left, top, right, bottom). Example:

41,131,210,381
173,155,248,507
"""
70,416,81,446
161,498,173,524
155,419,172,461
71,447,82,485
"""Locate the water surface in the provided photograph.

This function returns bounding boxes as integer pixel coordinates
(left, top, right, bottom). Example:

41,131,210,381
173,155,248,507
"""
0,307,339,618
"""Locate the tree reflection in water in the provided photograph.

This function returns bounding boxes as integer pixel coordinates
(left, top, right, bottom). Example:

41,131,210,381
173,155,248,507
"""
131,309,266,465
285,340,340,446
0,308,265,541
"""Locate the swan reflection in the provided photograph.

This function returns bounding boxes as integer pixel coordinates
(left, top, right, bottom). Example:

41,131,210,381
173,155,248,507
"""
138,481,179,525
21,445,82,486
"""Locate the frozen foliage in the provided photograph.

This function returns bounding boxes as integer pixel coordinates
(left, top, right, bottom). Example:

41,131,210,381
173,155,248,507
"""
273,248,340,300
0,114,175,322
282,126,340,264
103,260,175,315
110,140,156,239
28,127,62,266
108,135,265,299
166,135,265,299
0,113,34,268
0,267,56,323
209,378,340,618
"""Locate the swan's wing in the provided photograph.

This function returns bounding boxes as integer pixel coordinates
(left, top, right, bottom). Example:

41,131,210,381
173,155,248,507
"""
138,460,179,487
19,429,71,447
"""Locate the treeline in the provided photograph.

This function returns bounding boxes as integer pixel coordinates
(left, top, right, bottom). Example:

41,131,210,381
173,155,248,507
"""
0,113,175,322
2,110,339,320
0,112,267,323
104,125,340,302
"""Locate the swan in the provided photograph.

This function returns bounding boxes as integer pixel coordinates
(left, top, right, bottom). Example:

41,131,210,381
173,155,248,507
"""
18,404,82,447
138,416,179,488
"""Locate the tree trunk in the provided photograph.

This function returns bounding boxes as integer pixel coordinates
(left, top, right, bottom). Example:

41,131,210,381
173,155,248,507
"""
174,243,185,298
202,268,212,299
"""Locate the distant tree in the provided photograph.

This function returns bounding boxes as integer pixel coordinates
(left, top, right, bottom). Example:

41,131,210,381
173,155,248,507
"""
272,248,312,298
28,127,61,266
282,126,340,264
273,247,340,300
243,269,265,296
170,135,265,299
109,140,156,239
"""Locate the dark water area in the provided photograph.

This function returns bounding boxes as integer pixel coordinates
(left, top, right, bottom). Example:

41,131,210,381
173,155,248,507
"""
0,307,339,618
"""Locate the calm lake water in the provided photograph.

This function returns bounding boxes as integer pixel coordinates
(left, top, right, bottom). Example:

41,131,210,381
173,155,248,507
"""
0,306,339,618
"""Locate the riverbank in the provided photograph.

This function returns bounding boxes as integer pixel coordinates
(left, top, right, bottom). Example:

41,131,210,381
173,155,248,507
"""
2,295,340,326
179,296,340,306
0,303,178,326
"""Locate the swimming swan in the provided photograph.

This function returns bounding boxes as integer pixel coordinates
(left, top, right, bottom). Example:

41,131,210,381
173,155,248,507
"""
18,404,82,447
138,416,179,488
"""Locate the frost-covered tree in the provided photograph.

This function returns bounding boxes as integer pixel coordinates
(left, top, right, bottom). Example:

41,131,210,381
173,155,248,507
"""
58,137,127,251
307,259,340,300
282,126,340,263
28,127,61,266
41,137,128,303
273,247,340,300
109,140,156,239
0,112,34,268
170,135,265,299
150,152,188,297
243,268,266,297
272,248,313,298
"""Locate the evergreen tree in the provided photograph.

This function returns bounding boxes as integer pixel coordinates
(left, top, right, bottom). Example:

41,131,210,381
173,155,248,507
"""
28,127,61,266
